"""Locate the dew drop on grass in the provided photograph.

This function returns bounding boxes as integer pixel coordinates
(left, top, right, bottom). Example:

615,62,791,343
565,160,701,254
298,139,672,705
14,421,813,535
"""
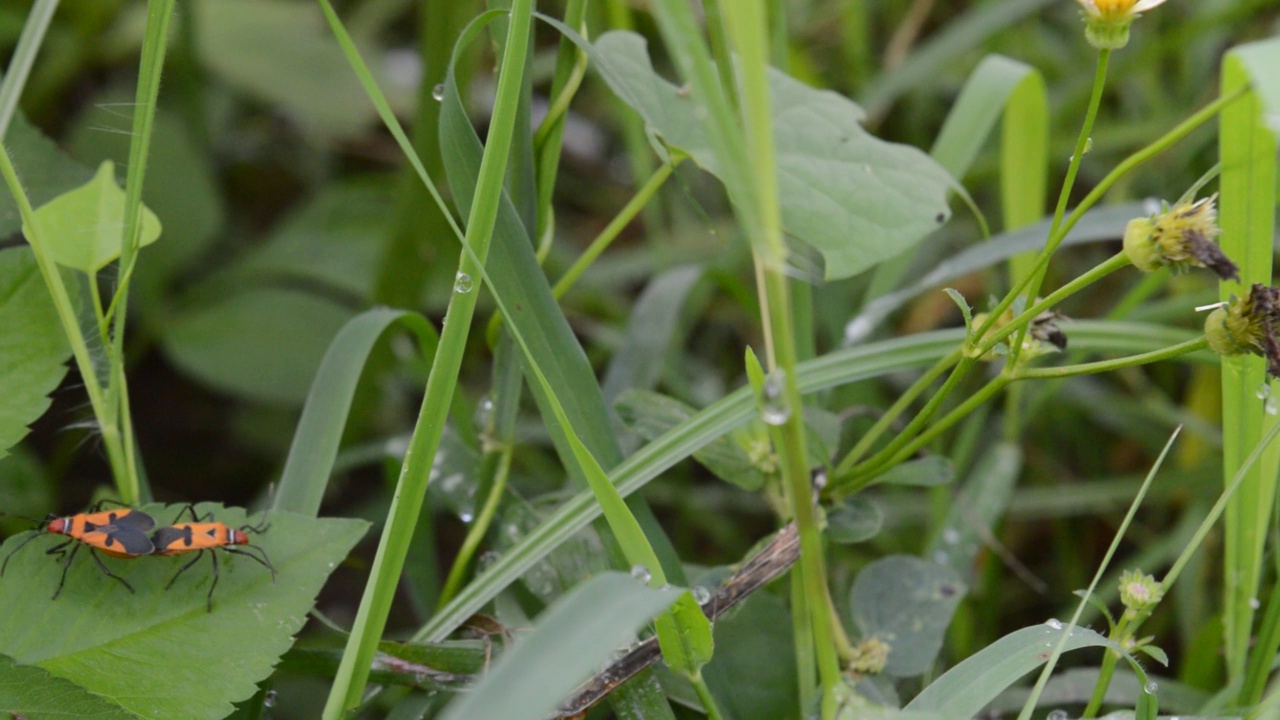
630,564,651,583
1144,681,1158,694
761,369,791,425
692,586,711,604
263,690,278,708
1267,398,1278,416
1257,383,1270,400
1046,710,1068,720
474,396,494,433
1251,597,1262,609
432,83,446,101
942,527,960,545
1045,618,1063,630
454,271,474,294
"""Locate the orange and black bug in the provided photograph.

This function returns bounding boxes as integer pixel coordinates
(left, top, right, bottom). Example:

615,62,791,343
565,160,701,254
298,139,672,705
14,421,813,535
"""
0,501,156,598
151,505,276,611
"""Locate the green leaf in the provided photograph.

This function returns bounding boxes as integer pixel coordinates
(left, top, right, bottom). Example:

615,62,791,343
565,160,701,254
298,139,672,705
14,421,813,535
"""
929,55,1043,182
0,247,71,461
655,591,715,678
614,389,767,491
233,178,396,302
192,0,409,139
926,443,1022,583
0,112,95,238
1230,37,1280,135
0,654,135,719
158,287,355,405
602,265,704,413
876,456,954,487
827,496,883,545
0,504,368,720
274,308,439,517
25,161,162,273
851,555,965,677
905,623,1122,716
589,30,954,281
700,591,799,720
437,572,681,720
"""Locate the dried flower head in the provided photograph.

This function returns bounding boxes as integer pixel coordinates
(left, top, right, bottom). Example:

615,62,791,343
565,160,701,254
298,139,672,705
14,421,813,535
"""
1076,0,1169,49
1119,569,1163,611
970,304,1068,361
1205,284,1280,377
1123,195,1237,281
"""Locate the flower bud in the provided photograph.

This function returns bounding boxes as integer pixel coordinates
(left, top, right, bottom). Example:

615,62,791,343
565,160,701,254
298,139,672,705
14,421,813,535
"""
1076,0,1169,50
1205,284,1280,377
1119,569,1163,612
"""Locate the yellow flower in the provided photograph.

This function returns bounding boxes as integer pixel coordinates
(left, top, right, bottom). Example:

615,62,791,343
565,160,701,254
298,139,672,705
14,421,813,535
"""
1076,0,1169,49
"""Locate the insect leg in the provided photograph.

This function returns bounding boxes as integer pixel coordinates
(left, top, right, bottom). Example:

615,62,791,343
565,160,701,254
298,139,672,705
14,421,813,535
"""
88,548,135,593
165,550,205,590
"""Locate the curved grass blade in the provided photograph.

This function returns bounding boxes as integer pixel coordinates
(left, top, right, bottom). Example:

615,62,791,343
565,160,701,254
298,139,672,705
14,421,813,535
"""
273,308,439,517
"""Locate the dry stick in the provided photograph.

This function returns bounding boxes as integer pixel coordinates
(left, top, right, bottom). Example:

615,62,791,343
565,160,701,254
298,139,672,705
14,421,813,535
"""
553,524,801,719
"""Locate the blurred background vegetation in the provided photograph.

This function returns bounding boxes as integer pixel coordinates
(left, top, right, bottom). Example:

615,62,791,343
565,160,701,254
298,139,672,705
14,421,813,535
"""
1,0,1278,716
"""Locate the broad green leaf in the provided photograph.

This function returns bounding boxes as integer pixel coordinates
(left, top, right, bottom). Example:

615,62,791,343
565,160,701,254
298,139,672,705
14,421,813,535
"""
589,30,954,281
0,111,95,237
437,573,681,720
0,247,71,460
1219,45,1280,680
700,591,799,720
158,287,355,405
905,623,1122,716
655,591,715,678
1230,38,1280,134
0,654,135,719
875,457,954,487
274,307,439,517
234,178,396,302
421,323,1211,642
26,161,162,273
851,555,965,677
192,0,409,139
827,496,883,545
927,443,1022,583
615,388,767,491
0,504,367,720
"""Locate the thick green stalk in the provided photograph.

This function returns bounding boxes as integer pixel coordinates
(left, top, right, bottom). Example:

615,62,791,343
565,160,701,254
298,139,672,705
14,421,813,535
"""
320,0,534,714
722,3,841,715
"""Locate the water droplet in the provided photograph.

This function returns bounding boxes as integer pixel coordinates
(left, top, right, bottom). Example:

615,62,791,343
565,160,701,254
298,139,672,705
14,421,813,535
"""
453,271,474,294
692,586,711,604
811,468,828,490
630,564,651,583
1144,680,1158,694
1258,383,1271,400
263,689,278,708
1046,710,1068,720
432,83,446,101
474,396,495,433
942,527,960,545
458,511,474,523
1045,618,1063,630
478,550,501,569
761,369,791,425
1251,597,1262,609
1267,398,1277,416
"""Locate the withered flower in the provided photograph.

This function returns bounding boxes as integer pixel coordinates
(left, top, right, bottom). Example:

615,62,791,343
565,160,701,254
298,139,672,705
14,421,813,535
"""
1124,195,1238,281
1205,284,1280,377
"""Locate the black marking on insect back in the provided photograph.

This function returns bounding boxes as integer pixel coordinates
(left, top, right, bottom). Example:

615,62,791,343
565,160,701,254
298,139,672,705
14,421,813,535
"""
153,526,194,550
202,527,218,541
108,527,156,555
111,511,156,533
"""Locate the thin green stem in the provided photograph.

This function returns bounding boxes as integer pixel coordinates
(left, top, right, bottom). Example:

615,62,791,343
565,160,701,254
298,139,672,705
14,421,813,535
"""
851,375,1010,490
1082,650,1121,718
436,446,513,609
831,357,978,491
832,349,961,479
691,672,727,720
1012,337,1209,380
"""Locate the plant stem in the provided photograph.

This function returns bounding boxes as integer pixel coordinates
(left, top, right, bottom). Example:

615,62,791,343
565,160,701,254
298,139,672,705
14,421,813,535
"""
1012,337,1209,380
436,446,513,609
832,349,962,480
691,673,727,720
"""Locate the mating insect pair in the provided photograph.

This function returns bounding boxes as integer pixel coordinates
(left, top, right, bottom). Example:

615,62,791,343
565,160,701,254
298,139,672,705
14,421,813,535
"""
0,502,276,611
